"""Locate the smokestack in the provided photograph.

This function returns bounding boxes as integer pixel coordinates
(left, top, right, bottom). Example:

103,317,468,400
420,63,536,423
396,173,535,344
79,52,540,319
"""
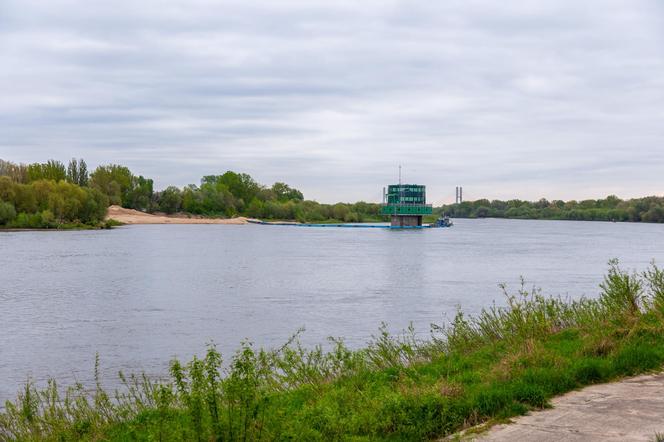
460,187,463,203
455,186,459,204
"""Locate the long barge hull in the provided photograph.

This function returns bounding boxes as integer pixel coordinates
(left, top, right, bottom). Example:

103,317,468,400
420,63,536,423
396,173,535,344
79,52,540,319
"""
247,220,450,229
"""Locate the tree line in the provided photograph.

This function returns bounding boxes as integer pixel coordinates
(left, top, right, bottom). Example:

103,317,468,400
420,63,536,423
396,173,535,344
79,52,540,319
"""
156,174,381,222
440,195,664,223
4,157,663,228
0,158,383,227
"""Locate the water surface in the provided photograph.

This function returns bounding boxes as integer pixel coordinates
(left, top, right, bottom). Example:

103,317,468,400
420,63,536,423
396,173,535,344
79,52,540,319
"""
1,219,663,401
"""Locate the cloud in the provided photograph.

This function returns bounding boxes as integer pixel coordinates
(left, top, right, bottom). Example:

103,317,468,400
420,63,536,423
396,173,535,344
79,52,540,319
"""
1,0,663,203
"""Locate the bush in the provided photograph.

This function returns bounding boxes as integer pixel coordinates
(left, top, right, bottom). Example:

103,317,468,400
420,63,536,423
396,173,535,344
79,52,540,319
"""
600,259,644,319
644,262,664,314
0,201,16,225
0,178,108,229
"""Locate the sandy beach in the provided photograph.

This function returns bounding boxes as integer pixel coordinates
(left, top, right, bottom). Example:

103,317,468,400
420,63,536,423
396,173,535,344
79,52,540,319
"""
106,205,249,225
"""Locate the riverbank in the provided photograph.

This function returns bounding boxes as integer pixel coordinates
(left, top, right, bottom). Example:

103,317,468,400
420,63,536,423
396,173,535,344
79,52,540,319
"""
0,219,120,231
2,261,664,441
0,204,249,230
106,205,249,225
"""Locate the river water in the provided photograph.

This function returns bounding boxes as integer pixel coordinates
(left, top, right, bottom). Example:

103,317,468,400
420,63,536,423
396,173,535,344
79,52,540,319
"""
1,219,663,401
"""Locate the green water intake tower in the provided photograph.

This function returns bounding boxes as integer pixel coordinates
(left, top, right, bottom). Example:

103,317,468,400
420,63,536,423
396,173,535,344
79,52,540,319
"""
380,184,433,227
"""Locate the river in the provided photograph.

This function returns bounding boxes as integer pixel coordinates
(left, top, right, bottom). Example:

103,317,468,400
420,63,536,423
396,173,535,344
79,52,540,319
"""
1,219,663,401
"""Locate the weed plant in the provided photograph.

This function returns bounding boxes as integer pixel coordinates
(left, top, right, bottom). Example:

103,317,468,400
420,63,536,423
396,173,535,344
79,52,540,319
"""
2,261,664,441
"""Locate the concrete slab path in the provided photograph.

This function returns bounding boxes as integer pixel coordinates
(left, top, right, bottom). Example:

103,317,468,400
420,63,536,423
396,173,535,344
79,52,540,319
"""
476,372,664,441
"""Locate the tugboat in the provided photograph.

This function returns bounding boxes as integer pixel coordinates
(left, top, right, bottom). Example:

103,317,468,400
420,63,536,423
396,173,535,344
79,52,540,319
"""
432,215,453,228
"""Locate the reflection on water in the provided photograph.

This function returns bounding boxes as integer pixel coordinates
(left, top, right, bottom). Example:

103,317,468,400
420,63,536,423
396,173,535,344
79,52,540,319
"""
1,219,663,400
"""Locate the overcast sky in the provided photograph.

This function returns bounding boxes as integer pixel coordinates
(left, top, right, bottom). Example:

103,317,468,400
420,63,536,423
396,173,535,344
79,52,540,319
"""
1,1,663,204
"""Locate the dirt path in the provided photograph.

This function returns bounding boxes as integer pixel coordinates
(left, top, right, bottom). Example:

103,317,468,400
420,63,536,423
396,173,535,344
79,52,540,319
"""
474,372,664,441
106,205,249,225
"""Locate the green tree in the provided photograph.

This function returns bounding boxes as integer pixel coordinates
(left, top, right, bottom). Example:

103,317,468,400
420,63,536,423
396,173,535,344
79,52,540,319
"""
27,160,66,182
271,182,304,202
476,206,490,218
332,203,349,221
126,176,154,211
78,159,88,187
80,187,109,222
246,198,264,218
203,172,262,207
642,205,664,223
66,158,89,186
0,201,16,225
67,158,78,184
90,164,134,206
0,176,15,201
12,184,38,213
157,186,183,214
0,159,28,183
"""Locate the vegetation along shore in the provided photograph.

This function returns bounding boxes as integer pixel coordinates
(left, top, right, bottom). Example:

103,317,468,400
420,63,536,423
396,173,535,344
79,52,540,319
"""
2,261,664,440
0,158,383,228
441,195,664,223
2,157,664,229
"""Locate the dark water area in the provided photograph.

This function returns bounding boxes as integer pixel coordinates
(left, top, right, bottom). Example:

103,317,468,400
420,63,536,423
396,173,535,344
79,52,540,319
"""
1,219,663,401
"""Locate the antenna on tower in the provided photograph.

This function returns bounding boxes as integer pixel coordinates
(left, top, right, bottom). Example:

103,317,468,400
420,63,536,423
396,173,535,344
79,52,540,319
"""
397,165,403,217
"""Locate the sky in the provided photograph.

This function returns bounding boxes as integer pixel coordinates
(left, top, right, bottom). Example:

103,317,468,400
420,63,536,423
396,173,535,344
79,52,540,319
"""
1,1,663,204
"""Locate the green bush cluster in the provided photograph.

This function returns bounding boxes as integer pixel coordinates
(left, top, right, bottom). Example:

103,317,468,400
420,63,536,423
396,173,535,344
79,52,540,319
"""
0,176,108,228
441,195,664,223
0,159,154,214
3,261,664,441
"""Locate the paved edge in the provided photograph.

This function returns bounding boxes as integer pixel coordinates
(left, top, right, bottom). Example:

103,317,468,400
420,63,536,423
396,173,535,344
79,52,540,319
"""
469,372,664,442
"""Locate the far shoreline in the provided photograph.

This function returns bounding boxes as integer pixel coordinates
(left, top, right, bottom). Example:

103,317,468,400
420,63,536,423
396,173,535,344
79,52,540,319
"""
2,209,660,232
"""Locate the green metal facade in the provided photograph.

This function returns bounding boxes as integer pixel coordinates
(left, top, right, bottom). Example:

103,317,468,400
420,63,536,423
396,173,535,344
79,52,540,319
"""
380,184,433,216
380,205,433,215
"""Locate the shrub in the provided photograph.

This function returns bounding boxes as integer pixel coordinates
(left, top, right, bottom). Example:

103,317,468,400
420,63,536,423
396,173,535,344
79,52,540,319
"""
644,262,664,314
0,201,16,225
599,259,644,320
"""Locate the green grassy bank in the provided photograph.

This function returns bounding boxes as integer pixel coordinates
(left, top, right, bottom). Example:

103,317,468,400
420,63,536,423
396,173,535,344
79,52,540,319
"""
3,260,664,441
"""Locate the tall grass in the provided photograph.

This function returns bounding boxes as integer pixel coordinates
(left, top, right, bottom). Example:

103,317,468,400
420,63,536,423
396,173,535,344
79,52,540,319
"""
3,261,664,441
